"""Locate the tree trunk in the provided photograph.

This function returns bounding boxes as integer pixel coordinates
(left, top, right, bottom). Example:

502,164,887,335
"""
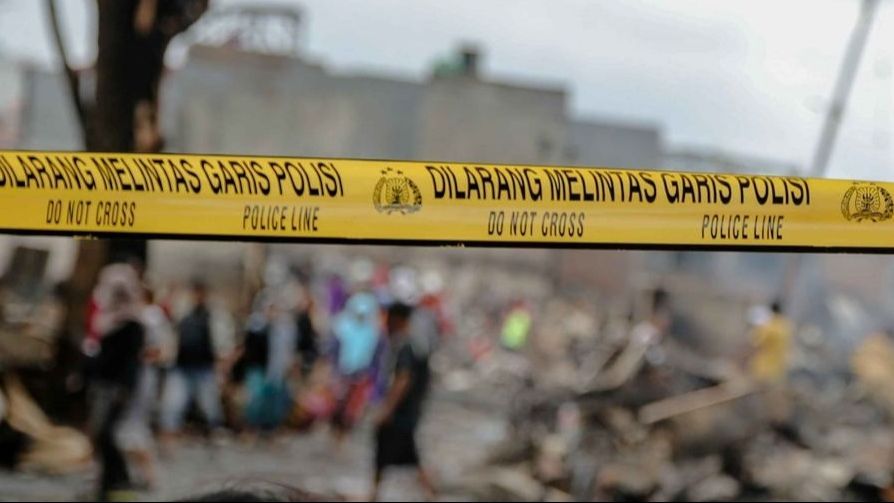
58,0,207,335
65,0,209,339
95,0,140,152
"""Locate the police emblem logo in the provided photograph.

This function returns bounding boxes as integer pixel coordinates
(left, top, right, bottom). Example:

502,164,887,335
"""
373,167,422,214
841,183,894,222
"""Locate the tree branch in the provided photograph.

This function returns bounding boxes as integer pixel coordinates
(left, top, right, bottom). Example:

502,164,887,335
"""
46,0,88,147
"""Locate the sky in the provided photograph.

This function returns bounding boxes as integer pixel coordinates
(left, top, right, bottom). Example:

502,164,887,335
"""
0,0,892,180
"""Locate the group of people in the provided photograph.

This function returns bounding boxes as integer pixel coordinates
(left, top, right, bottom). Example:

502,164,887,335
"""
84,260,445,501
84,264,229,499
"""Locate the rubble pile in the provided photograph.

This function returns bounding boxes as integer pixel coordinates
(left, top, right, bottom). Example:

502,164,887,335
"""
453,312,894,502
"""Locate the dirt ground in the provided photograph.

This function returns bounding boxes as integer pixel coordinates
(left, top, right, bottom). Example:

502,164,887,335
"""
0,390,507,502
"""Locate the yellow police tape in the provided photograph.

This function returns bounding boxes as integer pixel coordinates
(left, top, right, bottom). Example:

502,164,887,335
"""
0,150,892,251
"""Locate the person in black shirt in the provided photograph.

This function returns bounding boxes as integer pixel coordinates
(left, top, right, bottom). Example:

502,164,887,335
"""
371,302,435,501
88,281,145,501
295,301,319,377
240,301,274,432
160,280,225,437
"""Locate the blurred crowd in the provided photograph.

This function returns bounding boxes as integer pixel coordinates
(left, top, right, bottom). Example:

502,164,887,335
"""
66,257,454,500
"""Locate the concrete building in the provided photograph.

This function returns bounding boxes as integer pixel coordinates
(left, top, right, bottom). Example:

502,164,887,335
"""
17,67,83,152
161,43,663,169
415,76,567,165
0,56,23,149
162,46,423,159
569,119,662,169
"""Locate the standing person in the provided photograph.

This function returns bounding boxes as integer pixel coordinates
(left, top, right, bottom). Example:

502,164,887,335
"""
501,300,532,351
89,280,145,501
329,292,384,440
115,286,174,488
84,264,142,358
256,295,297,432
747,300,794,424
371,303,435,501
160,280,233,441
240,295,272,434
326,274,349,318
748,300,793,385
408,294,443,360
294,286,320,378
239,288,302,435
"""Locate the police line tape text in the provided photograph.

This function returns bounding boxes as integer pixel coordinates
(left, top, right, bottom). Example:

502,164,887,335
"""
428,164,810,207
1,154,344,199
702,213,784,241
488,211,585,238
242,204,320,233
45,199,136,228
